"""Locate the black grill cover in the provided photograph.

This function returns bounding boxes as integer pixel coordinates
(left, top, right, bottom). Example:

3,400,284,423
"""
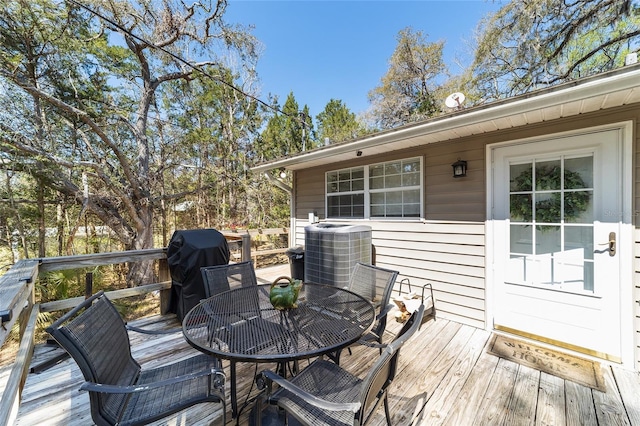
167,229,230,321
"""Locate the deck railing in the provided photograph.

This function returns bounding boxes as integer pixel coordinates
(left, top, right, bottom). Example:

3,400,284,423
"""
0,228,289,426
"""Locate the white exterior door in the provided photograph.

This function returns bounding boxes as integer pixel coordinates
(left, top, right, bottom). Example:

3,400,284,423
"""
491,126,629,362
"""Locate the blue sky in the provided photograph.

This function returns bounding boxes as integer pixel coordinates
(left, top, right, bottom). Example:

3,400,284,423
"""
225,0,506,119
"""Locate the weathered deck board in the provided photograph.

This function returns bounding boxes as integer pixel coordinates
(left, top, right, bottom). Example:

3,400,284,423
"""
440,347,500,426
413,328,489,425
593,367,632,426
473,357,519,425
504,364,539,425
6,263,640,426
613,368,640,425
536,372,566,426
565,380,597,426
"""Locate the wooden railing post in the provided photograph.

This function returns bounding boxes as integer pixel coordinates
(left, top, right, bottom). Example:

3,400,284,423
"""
241,233,251,262
158,257,171,314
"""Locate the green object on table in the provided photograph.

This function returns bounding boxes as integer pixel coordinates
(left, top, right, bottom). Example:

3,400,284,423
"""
269,276,303,310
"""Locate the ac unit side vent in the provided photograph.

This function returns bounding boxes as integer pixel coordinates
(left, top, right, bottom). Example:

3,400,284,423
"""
304,224,372,289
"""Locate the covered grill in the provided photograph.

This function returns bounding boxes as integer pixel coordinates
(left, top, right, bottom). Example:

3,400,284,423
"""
167,229,230,321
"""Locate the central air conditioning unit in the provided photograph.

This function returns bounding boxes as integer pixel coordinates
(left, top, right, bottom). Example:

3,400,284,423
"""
304,223,372,288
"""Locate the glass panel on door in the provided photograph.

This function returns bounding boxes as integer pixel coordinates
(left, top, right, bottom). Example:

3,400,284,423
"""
507,155,594,294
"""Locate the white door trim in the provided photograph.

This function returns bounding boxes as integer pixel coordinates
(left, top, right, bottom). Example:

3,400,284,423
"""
485,121,634,369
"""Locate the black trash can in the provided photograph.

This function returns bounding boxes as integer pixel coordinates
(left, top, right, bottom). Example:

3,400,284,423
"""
167,229,230,322
285,246,304,280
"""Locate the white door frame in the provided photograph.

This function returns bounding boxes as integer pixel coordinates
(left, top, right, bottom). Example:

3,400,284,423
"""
485,121,635,368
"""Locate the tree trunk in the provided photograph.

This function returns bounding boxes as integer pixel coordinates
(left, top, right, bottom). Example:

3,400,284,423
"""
37,181,46,257
125,205,155,287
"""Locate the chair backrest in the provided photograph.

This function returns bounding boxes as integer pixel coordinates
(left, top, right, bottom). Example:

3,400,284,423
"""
201,260,258,298
46,291,140,426
357,304,425,424
348,262,399,337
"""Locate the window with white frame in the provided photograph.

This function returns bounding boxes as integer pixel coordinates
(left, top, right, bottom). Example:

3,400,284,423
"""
326,157,422,219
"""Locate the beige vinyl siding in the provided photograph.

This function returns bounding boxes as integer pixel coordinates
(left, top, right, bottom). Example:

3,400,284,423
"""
424,140,485,222
369,221,485,328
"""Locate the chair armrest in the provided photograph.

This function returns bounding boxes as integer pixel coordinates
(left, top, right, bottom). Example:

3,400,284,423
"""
80,368,225,394
257,370,361,413
125,324,182,335
376,302,394,321
356,333,386,348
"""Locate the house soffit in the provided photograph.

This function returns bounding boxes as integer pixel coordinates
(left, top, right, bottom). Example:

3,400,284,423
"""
251,65,640,173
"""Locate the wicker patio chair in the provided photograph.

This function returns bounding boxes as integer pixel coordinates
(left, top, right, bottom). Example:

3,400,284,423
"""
201,260,258,297
200,260,288,418
348,262,399,345
326,262,399,364
255,304,425,426
46,291,226,426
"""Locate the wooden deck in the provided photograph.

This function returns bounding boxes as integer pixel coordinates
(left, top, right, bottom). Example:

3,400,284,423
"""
5,264,640,426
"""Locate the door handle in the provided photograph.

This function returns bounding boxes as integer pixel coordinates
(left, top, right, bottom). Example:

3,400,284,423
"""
598,232,616,256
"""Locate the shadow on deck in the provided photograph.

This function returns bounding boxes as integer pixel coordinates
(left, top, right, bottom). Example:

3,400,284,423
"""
8,264,640,426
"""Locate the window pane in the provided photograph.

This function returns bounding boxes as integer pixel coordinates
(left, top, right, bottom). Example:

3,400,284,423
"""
352,178,364,191
339,181,351,192
327,197,339,217
536,226,560,255
565,191,592,223
510,225,532,254
386,204,403,217
339,195,352,205
352,168,364,179
510,163,532,191
371,192,384,204
565,156,593,189
403,160,420,173
510,194,532,221
370,164,384,177
404,204,420,217
385,191,401,204
536,160,561,191
371,205,385,216
338,170,351,181
385,162,401,175
370,176,384,190
403,189,420,204
385,175,401,188
565,226,593,260
535,193,561,223
402,172,420,186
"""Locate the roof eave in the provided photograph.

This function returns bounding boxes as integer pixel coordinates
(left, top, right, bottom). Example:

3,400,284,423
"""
251,65,640,173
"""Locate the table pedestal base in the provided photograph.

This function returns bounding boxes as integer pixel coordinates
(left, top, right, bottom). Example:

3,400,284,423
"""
249,402,303,426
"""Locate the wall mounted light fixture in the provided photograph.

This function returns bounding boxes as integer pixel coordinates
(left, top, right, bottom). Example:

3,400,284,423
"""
279,168,287,179
451,159,467,178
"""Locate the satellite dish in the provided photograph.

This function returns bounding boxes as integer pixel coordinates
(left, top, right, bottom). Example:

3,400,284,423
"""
445,92,466,109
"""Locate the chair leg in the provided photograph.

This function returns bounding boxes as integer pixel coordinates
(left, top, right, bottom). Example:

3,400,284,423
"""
383,395,392,426
231,360,238,418
254,392,263,426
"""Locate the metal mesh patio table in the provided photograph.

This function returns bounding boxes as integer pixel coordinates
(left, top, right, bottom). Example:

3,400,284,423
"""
182,283,375,419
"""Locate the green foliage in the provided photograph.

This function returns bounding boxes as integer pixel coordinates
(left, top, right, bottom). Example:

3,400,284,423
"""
37,267,106,303
315,99,366,144
259,93,313,161
471,0,640,100
368,27,447,128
